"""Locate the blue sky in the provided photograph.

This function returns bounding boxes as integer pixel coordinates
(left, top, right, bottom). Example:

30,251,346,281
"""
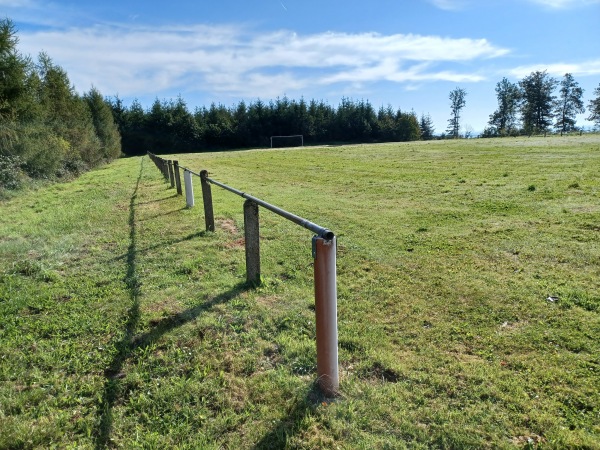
4,0,600,132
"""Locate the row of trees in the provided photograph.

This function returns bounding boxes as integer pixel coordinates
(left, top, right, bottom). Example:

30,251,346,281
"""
116,69,599,154
483,72,600,137
447,73,600,139
109,95,426,155
0,19,120,190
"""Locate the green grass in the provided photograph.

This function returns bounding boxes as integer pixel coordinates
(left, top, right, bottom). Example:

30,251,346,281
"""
1,136,599,449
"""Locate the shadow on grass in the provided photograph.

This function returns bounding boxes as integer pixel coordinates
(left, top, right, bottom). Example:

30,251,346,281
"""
110,230,206,263
137,206,189,222
131,281,249,351
134,193,178,206
94,157,144,449
253,384,327,449
93,157,248,448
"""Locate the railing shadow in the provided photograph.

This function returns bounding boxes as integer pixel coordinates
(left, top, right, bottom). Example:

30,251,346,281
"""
131,281,249,351
110,231,206,263
94,157,144,449
138,207,188,222
93,158,248,448
252,384,326,449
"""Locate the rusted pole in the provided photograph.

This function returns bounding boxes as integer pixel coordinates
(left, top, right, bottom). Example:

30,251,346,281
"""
173,161,182,195
168,160,175,188
184,169,194,207
200,170,215,232
244,200,261,286
313,235,339,396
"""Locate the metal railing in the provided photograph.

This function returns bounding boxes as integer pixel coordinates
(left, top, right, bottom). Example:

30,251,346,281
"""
147,152,339,396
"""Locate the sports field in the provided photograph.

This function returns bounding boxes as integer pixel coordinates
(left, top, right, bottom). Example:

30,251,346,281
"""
1,136,599,448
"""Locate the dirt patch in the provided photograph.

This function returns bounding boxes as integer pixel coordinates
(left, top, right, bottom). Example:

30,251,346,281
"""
224,237,245,249
256,295,281,307
217,218,238,234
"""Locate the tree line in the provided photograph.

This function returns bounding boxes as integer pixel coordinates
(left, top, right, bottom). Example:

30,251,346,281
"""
0,19,120,192
108,95,424,156
481,72,600,137
3,16,600,191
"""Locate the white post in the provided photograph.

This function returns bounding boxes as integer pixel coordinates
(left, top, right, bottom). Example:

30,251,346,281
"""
184,170,194,207
313,236,339,396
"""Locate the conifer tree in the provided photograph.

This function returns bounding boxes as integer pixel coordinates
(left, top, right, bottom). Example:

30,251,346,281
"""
554,73,585,134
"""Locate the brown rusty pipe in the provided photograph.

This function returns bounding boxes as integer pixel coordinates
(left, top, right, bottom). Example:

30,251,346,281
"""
314,236,339,396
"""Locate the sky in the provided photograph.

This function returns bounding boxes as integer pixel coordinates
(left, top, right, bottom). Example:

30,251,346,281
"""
4,0,600,133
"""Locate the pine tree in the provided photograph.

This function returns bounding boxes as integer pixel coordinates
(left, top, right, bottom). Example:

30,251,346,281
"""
554,73,585,134
419,113,435,140
84,87,121,160
0,19,29,121
488,78,521,136
587,84,600,129
447,87,467,138
519,71,557,135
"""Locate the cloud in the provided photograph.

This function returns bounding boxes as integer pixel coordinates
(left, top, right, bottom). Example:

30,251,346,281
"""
0,0,34,6
428,0,600,10
428,0,468,10
16,24,509,99
526,0,600,8
509,59,600,78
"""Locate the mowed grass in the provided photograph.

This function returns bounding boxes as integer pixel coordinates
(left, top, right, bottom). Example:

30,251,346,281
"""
1,136,599,449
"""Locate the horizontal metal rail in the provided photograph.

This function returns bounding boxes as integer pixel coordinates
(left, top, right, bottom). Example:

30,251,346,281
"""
147,152,339,396
179,164,334,240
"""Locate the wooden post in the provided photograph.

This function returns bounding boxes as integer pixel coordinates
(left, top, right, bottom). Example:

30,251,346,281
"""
313,236,339,396
168,160,175,188
161,159,168,180
244,200,260,286
173,161,182,195
200,170,215,232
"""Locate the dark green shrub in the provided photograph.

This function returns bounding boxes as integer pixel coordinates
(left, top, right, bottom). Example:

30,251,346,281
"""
0,154,24,189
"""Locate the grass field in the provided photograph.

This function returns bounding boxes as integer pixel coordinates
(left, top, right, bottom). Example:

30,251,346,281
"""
1,136,599,449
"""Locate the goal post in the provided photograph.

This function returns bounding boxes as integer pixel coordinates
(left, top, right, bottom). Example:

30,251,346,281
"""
270,135,304,148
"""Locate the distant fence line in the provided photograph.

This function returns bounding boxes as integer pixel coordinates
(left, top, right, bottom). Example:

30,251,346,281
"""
146,152,339,396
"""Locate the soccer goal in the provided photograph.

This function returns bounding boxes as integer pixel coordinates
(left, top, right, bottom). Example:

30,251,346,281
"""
270,135,304,148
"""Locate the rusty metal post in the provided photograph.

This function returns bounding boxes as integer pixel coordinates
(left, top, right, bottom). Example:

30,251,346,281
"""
168,160,175,188
184,169,194,207
313,236,339,396
173,161,182,195
244,200,260,285
200,170,215,232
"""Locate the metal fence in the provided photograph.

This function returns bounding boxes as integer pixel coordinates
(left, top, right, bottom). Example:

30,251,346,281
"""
147,152,339,396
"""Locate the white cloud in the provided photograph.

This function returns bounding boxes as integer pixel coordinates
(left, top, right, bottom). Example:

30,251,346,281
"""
527,0,600,8
509,59,600,78
0,0,34,6
428,0,468,10
428,0,600,10
16,24,508,99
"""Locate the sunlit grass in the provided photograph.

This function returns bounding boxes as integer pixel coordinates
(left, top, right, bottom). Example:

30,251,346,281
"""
1,136,599,448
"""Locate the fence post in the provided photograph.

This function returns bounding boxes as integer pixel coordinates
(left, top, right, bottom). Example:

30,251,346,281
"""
200,170,215,232
244,200,260,285
184,169,194,207
173,161,182,195
313,236,339,396
168,160,175,188
161,159,168,180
